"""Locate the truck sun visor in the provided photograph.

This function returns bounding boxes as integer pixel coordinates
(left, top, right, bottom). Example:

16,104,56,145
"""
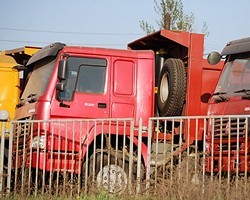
26,42,65,66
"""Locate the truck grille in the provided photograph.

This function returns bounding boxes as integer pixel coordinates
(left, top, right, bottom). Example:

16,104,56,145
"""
213,117,246,139
13,117,33,156
213,117,248,151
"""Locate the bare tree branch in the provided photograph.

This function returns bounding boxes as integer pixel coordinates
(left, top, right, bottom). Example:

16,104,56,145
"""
140,0,209,37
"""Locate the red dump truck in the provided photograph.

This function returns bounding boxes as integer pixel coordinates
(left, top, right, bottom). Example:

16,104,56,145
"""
206,37,250,172
12,30,223,187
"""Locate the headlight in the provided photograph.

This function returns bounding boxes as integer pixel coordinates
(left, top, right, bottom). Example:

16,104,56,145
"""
0,110,9,121
31,136,46,149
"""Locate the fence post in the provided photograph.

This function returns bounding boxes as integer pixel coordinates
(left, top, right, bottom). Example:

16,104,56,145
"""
146,118,152,193
136,118,143,194
7,120,13,196
0,120,6,194
0,110,9,196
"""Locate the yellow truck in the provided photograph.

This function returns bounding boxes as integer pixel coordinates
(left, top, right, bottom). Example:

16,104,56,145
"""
0,46,39,191
0,55,19,132
0,46,40,134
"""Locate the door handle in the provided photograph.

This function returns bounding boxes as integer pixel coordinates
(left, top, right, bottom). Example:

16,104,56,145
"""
98,103,107,108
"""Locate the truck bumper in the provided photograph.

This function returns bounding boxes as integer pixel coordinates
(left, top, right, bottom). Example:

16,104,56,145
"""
205,155,250,173
25,151,82,174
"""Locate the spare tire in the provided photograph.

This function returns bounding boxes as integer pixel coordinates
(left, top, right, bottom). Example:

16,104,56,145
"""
157,58,186,116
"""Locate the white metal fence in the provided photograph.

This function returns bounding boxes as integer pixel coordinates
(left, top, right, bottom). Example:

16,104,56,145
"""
0,115,250,198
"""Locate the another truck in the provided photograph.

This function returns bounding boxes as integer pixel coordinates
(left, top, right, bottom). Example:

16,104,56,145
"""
12,30,223,188
206,37,250,173
0,55,20,131
0,46,40,192
0,55,19,193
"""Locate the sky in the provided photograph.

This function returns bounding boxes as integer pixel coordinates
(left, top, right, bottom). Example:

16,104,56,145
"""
0,0,249,55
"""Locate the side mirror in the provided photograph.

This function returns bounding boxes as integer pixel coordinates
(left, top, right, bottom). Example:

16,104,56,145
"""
56,81,72,102
207,51,221,65
56,81,66,91
58,60,68,80
201,93,212,103
12,64,27,71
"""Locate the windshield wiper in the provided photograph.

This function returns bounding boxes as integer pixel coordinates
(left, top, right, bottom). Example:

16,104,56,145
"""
212,92,227,96
16,99,25,108
27,93,38,103
17,94,38,107
212,92,229,102
234,89,250,94
234,89,250,100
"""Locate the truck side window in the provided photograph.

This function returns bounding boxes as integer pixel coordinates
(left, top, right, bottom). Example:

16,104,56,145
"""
114,60,134,95
76,65,106,93
60,57,107,101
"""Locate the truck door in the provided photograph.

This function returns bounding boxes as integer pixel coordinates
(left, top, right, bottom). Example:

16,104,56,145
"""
51,56,110,119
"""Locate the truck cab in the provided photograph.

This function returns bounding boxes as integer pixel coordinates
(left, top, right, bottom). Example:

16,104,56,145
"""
0,55,19,133
206,37,250,172
207,37,250,116
15,43,155,127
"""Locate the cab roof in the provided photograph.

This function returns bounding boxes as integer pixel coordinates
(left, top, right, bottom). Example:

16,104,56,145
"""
221,37,250,55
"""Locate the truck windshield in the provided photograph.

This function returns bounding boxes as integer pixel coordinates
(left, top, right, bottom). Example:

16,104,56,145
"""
214,58,250,96
21,58,56,99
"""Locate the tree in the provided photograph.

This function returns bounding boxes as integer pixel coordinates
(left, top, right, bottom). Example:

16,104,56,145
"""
140,0,209,36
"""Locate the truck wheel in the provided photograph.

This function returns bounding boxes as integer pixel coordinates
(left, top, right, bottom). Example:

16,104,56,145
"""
82,150,129,193
157,58,186,116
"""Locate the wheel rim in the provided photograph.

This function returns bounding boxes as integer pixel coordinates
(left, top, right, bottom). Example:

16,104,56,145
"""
160,73,169,103
96,164,128,193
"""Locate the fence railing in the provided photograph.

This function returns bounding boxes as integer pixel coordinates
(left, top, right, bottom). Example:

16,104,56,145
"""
0,115,250,198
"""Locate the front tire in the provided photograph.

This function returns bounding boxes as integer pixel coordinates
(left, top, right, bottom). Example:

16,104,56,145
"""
82,150,129,193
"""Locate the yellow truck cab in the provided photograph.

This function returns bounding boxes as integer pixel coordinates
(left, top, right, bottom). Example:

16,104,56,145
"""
0,55,19,134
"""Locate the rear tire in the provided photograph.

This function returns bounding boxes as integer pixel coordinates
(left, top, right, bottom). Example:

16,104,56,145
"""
157,58,186,116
